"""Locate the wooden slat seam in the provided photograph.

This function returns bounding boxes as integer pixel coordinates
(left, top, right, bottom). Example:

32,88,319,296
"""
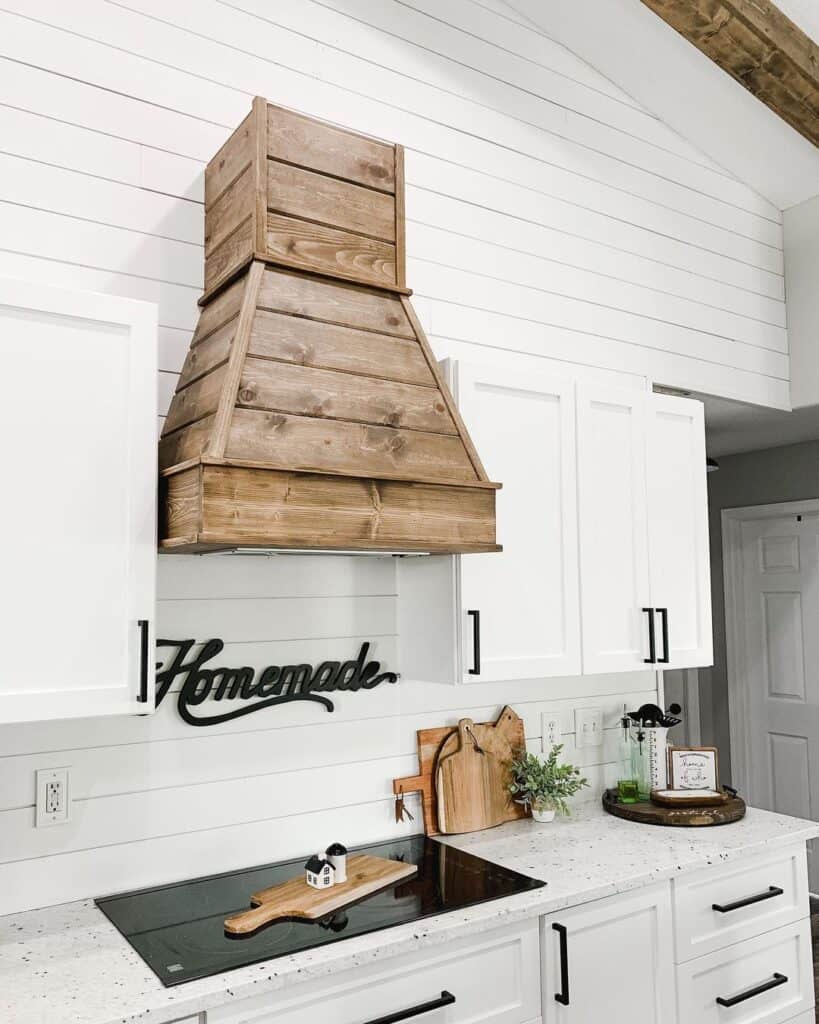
267,155,396,199
233,399,459,437
243,350,438,389
253,305,416,341
265,204,397,245
394,145,407,290
252,96,268,255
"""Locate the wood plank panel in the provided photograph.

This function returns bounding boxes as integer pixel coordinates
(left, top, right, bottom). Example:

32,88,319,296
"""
267,159,395,241
204,109,254,207
177,316,236,389
257,267,414,337
203,214,253,293
205,162,253,256
237,358,456,435
264,212,397,288
199,465,495,550
162,464,200,542
267,101,395,192
224,407,479,482
163,364,226,434
193,274,245,339
248,309,434,386
159,414,214,470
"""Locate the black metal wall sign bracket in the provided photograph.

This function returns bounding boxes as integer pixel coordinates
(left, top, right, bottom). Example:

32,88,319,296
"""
154,640,398,726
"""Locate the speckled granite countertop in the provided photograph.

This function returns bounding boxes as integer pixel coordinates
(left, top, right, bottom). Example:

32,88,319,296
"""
2,805,817,1024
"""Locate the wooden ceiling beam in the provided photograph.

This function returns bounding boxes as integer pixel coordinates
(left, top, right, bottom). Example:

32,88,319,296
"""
640,0,819,147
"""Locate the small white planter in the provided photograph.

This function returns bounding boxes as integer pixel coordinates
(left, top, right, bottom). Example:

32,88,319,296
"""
531,806,556,823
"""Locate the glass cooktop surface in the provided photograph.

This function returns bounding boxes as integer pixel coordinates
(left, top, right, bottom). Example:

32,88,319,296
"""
96,835,544,987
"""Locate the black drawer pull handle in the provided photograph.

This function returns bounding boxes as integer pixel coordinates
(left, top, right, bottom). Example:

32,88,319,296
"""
363,990,455,1024
137,619,150,703
553,922,570,1005
643,607,656,663
716,972,787,1007
467,609,481,675
712,885,784,913
657,607,669,663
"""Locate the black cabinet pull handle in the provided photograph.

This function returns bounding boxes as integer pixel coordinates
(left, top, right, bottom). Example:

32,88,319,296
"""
712,885,784,913
716,972,787,1007
137,619,150,703
467,609,481,675
363,990,455,1024
642,607,656,663
553,922,570,1005
657,607,669,663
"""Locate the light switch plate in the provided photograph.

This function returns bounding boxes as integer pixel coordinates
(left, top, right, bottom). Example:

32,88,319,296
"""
575,708,603,748
36,767,70,827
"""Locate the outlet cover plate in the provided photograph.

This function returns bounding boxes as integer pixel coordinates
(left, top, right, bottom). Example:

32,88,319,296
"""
36,767,70,827
575,708,603,749
542,714,561,751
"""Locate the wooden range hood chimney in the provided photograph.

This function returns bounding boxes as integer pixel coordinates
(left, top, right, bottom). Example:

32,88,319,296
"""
159,98,500,554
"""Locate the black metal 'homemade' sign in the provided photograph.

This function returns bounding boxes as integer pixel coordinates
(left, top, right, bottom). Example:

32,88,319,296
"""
155,640,398,726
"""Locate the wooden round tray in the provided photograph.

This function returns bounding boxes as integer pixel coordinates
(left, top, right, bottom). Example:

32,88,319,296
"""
602,788,746,827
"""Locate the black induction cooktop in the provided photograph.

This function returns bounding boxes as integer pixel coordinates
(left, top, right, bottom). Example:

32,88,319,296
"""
96,835,544,987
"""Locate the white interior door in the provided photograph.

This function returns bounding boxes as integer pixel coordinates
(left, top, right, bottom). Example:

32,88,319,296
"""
456,363,581,681
576,383,651,674
0,279,157,722
646,393,713,669
738,511,819,883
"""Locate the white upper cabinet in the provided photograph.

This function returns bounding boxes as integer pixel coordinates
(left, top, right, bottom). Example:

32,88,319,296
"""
645,393,712,669
576,382,651,675
398,362,581,684
397,361,713,683
0,279,157,723
457,363,581,682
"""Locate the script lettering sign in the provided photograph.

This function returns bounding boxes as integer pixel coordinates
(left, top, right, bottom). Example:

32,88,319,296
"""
155,639,397,726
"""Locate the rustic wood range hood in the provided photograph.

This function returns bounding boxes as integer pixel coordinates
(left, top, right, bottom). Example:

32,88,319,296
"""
159,98,500,554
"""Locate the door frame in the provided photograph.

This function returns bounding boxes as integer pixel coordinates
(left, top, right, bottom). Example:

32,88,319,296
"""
722,498,819,801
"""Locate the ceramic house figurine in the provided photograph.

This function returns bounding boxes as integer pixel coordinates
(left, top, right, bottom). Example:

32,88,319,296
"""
304,853,335,890
326,842,348,883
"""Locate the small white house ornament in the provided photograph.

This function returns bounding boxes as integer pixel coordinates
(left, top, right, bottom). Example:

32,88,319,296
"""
305,853,335,889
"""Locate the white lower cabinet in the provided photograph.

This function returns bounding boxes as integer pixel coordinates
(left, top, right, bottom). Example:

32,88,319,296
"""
541,885,676,1024
675,920,813,1024
206,919,541,1024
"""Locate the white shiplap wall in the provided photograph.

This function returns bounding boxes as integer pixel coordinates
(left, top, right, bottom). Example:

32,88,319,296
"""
0,0,784,914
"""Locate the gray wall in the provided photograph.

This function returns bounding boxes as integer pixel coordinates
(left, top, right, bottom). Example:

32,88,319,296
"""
704,439,819,782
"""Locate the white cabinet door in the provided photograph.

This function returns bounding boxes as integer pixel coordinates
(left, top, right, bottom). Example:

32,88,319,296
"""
542,886,675,1024
646,393,713,669
0,279,157,722
455,363,581,682
576,383,651,674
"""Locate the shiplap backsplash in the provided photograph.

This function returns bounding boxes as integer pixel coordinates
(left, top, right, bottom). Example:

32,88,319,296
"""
0,0,783,913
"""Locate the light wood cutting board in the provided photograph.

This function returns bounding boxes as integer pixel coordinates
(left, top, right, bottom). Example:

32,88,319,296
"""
224,854,418,935
436,718,495,834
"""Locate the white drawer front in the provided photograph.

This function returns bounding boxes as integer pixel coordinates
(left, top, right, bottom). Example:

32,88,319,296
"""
672,847,809,962
676,919,814,1024
207,920,540,1024
784,1012,815,1024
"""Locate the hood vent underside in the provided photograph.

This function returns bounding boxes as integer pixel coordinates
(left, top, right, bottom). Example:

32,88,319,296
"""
159,98,499,555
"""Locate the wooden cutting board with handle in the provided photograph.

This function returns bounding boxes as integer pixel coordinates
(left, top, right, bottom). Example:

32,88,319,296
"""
436,718,494,834
224,854,418,935
392,706,526,835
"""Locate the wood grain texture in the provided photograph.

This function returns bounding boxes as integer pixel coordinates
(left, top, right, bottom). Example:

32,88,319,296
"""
193,274,246,337
640,0,819,147
264,212,397,288
204,163,252,257
223,855,418,935
207,260,264,458
224,407,478,482
163,363,226,434
267,159,396,242
257,266,414,337
394,144,407,289
266,101,396,192
236,357,456,434
161,464,201,544
392,707,526,836
204,214,253,293
436,719,497,835
603,788,747,825
177,316,236,390
158,414,214,471
247,309,435,386
204,110,254,208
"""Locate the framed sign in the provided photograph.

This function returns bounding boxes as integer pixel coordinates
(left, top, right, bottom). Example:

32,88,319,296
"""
667,746,719,791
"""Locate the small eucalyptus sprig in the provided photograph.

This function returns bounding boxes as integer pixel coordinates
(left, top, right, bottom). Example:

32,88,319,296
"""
508,744,589,816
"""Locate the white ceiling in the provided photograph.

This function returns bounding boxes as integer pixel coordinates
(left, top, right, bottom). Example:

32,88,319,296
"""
698,394,819,457
507,0,819,210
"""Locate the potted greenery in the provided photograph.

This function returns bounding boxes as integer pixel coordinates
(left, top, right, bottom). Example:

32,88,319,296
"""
508,744,589,822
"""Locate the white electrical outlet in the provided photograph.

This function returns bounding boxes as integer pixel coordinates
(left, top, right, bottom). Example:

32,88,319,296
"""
542,714,561,751
575,708,603,749
36,767,70,827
